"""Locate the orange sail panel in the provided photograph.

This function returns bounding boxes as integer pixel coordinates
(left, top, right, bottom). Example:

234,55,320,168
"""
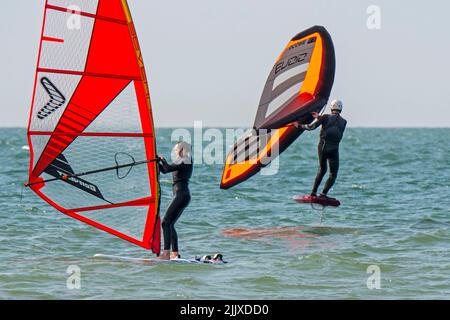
221,126,303,189
26,0,161,253
254,26,335,130
221,26,335,189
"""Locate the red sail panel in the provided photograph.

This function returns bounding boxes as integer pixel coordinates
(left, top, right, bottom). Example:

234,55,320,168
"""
27,0,160,253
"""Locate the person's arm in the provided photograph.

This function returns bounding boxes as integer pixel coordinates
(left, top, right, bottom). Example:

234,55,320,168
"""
158,158,168,174
158,157,187,174
341,119,348,138
294,113,325,131
301,117,322,131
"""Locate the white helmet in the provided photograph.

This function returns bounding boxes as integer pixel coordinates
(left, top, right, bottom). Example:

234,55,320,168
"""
330,99,343,112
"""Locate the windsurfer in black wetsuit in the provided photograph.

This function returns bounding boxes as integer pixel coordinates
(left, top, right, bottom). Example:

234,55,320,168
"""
295,99,347,198
156,141,193,260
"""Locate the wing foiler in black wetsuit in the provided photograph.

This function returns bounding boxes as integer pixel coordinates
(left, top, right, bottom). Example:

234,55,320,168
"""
158,158,193,252
302,113,347,196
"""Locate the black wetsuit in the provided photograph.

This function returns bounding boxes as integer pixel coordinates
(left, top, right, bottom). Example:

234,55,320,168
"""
303,113,347,195
158,158,193,252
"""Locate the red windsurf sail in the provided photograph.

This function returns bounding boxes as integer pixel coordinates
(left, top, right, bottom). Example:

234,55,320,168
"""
26,0,161,254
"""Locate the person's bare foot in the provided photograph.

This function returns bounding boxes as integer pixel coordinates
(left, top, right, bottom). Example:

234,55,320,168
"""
170,252,180,260
156,250,171,260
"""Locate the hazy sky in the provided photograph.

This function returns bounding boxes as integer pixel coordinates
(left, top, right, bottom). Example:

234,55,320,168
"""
1,0,449,127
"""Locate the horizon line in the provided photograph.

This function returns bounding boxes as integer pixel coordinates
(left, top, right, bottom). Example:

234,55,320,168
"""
1,125,450,129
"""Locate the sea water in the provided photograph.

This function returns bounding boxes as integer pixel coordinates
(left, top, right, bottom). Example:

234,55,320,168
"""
0,128,449,299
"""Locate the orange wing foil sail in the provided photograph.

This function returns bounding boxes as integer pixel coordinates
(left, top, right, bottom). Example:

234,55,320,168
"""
221,26,335,189
26,0,161,253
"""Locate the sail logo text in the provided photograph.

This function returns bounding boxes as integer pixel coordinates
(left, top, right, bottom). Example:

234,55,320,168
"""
56,170,98,192
275,53,308,75
37,77,66,120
